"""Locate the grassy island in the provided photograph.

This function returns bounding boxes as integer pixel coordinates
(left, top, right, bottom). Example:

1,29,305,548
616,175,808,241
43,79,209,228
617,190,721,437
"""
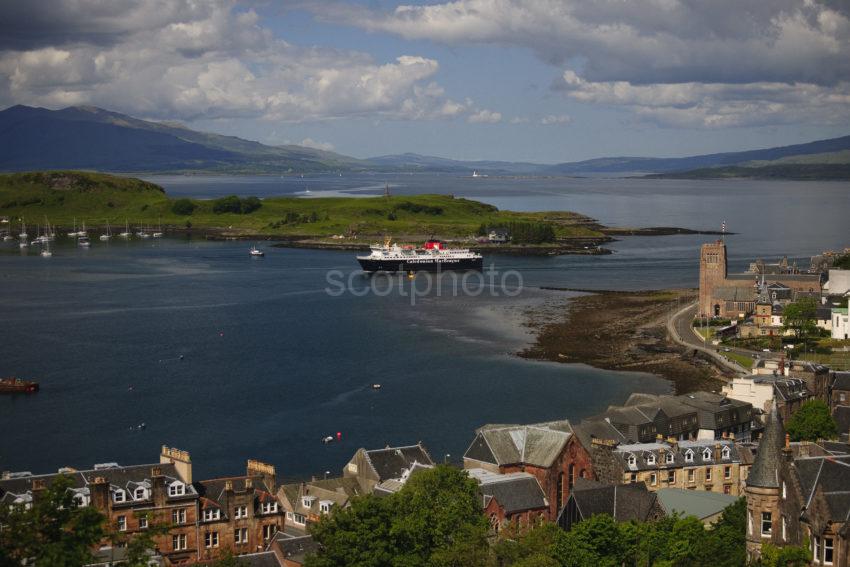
0,171,607,251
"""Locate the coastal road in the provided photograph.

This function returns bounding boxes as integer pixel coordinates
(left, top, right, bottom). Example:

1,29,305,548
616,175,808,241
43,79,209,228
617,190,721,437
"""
667,302,750,375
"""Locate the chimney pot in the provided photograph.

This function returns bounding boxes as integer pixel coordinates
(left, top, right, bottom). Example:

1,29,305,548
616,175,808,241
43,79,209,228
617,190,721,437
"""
785,433,791,449
225,480,233,492
245,478,253,489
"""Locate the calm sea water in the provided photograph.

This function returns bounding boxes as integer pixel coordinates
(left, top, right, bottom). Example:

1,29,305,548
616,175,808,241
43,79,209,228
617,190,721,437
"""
1,174,847,479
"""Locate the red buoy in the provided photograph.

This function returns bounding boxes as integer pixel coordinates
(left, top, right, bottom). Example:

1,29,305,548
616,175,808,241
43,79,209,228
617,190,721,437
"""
336,432,342,440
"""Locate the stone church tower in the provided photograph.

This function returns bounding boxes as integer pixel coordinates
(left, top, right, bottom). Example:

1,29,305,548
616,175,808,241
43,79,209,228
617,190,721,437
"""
699,240,727,317
745,402,784,562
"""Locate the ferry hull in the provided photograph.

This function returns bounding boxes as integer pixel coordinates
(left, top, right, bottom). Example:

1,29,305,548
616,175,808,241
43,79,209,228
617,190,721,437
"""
358,257,483,273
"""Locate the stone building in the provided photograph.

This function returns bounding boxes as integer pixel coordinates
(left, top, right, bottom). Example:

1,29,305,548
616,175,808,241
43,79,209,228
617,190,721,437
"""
0,446,200,565
193,460,284,561
746,403,850,565
467,468,549,533
463,420,592,520
342,442,435,494
277,476,363,533
591,436,745,496
723,375,812,421
699,240,822,319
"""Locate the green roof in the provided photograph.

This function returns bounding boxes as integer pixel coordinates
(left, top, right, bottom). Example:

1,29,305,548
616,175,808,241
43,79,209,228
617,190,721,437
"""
833,307,848,315
656,488,739,520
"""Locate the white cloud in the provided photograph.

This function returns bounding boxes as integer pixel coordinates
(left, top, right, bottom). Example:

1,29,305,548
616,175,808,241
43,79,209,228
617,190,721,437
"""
559,71,850,127
0,0,476,124
313,0,850,128
509,116,529,124
298,137,335,151
540,114,571,125
467,109,502,123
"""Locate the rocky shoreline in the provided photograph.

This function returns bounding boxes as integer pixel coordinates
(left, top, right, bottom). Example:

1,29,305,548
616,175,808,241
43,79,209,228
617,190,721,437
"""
519,288,735,393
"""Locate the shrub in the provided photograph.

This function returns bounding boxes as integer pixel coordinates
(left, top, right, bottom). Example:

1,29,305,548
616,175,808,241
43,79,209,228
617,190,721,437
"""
171,198,197,216
212,195,262,214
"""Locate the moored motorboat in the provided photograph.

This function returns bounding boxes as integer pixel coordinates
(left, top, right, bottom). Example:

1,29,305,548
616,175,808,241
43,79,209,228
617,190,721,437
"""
250,245,265,257
0,377,39,394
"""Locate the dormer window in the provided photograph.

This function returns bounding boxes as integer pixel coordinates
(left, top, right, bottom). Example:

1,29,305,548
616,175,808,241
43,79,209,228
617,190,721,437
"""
113,490,125,503
684,450,694,463
168,482,185,497
721,446,731,460
261,502,278,514
203,508,221,521
302,496,316,508
627,454,636,467
702,449,712,461
320,501,332,514
665,453,674,464
646,454,656,465
134,488,147,500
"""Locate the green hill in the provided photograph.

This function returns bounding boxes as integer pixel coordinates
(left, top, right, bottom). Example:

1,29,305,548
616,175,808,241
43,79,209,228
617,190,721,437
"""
0,171,602,240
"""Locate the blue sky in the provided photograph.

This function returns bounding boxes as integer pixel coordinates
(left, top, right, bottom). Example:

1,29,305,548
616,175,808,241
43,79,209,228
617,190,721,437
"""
1,0,848,162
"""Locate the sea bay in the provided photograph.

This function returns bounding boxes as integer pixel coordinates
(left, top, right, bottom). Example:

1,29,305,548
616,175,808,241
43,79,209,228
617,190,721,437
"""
1,174,847,479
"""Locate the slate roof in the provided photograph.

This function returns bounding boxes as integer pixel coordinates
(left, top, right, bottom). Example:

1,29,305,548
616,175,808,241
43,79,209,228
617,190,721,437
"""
833,372,850,391
656,488,738,521
465,421,573,468
674,392,752,430
233,552,282,567
271,533,319,565
713,286,758,302
196,475,275,506
467,469,548,514
561,482,658,523
280,476,362,516
364,444,434,482
613,440,739,472
794,455,850,524
572,419,627,450
0,462,195,506
747,403,784,488
752,376,811,402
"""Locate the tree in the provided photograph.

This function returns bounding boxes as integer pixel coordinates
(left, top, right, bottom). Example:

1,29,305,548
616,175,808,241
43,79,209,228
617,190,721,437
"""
306,465,488,567
782,297,819,351
786,400,838,441
0,475,106,566
171,198,197,215
756,542,810,567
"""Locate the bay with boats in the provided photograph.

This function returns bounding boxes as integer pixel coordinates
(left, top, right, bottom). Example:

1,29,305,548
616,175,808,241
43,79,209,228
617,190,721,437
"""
0,174,848,479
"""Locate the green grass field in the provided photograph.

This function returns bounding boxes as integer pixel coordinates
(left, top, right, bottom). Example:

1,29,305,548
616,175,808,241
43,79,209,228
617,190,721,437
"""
725,351,754,370
0,171,603,241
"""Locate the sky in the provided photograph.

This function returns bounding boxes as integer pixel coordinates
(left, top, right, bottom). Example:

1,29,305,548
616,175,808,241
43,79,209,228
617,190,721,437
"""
0,0,849,162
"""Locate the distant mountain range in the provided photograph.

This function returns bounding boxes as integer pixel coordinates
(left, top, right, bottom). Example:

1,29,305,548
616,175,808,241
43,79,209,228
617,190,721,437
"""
1,104,848,178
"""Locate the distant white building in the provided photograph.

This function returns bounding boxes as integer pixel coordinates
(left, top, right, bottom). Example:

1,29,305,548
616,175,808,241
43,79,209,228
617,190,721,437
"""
825,269,850,297
488,229,510,244
833,307,849,340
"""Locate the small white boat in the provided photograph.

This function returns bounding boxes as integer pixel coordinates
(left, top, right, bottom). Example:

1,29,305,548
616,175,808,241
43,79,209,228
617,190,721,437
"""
249,246,265,257
19,219,27,241
78,236,91,247
100,220,111,241
152,219,163,238
2,234,12,242
119,219,131,238
77,222,88,238
371,383,382,390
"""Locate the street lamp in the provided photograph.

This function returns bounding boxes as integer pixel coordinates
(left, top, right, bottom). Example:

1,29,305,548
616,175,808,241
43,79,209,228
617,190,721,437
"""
444,453,451,464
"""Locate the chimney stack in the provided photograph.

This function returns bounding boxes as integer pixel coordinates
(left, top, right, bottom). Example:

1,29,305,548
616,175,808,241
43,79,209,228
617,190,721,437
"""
247,459,276,492
90,476,110,511
160,446,192,483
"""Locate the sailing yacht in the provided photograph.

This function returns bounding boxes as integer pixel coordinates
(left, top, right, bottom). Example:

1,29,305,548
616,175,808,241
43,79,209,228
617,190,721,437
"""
100,221,112,241
119,219,131,238
40,237,53,257
78,222,88,238
19,219,28,241
68,217,80,237
152,218,163,238
137,223,150,238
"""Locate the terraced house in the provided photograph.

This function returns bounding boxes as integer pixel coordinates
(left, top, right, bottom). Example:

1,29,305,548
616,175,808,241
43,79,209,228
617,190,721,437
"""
194,459,284,561
592,437,745,496
0,446,199,565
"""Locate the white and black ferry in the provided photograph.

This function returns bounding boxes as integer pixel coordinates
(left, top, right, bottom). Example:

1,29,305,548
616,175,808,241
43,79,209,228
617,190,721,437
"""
357,239,483,273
